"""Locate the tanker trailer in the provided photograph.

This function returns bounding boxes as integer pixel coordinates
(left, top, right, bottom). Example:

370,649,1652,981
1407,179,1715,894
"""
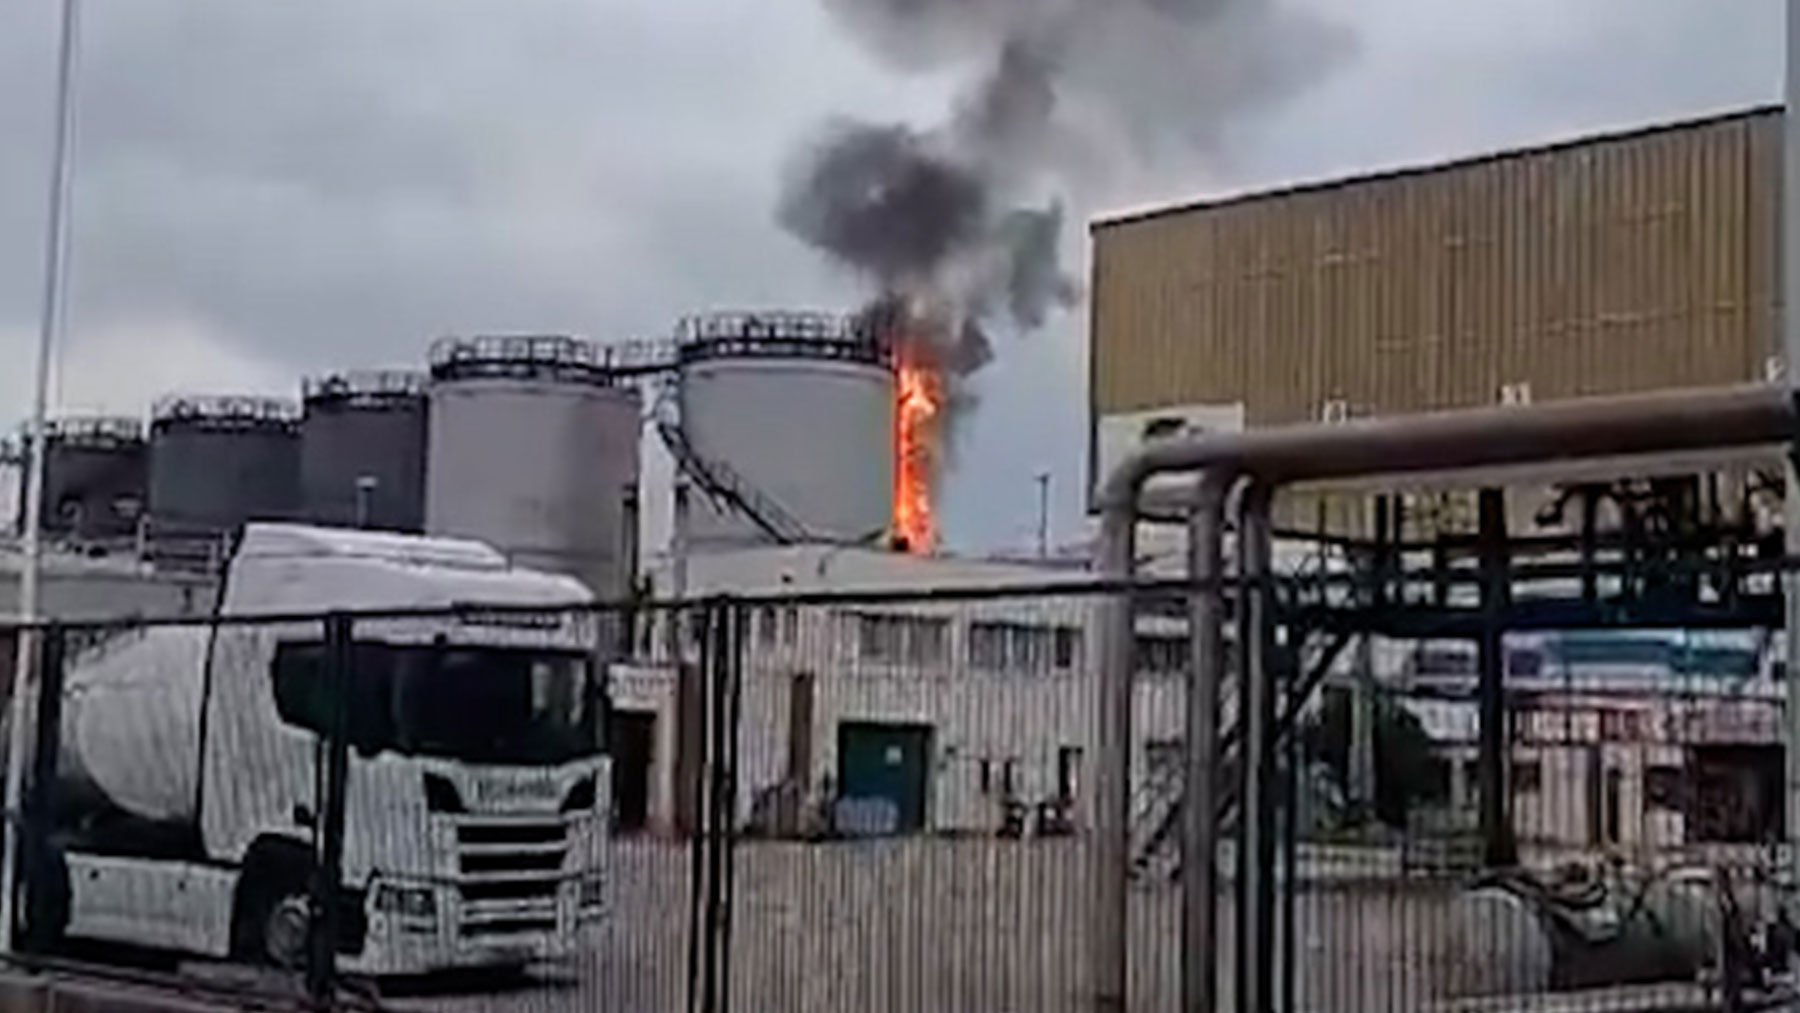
14,523,613,978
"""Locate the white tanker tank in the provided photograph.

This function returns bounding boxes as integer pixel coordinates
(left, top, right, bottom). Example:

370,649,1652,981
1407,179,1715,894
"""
54,627,209,825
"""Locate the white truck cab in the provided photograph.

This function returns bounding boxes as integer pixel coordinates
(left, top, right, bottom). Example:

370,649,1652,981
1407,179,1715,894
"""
38,523,611,975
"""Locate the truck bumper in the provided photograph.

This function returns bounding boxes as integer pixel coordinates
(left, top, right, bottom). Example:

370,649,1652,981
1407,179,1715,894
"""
338,877,606,977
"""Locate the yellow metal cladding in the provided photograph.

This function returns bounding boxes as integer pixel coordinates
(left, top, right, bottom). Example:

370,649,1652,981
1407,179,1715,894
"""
1090,107,1780,429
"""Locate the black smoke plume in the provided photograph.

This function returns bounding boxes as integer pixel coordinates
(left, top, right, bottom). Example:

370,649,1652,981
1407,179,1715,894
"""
781,0,1352,437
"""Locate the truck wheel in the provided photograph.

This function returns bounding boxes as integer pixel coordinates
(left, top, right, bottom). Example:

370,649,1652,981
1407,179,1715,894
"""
232,850,312,969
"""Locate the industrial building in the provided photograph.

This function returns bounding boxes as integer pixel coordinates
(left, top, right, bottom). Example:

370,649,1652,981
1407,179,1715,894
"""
609,544,1187,838
1089,105,1791,861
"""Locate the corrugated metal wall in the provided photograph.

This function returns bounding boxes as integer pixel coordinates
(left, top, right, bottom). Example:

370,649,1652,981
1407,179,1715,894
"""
1091,107,1780,428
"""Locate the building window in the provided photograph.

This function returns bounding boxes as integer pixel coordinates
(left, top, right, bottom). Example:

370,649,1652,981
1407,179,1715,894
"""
856,613,949,666
1134,634,1187,678
968,622,1081,674
1645,765,1685,812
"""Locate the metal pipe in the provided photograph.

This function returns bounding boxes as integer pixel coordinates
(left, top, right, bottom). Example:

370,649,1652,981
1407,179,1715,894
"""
1183,473,1235,1013
1236,482,1276,1013
1098,384,1793,505
1090,506,1136,1013
1095,382,1799,1013
3,0,82,956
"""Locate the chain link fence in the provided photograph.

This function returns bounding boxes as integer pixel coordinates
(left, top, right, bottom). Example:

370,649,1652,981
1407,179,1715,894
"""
0,563,1790,1012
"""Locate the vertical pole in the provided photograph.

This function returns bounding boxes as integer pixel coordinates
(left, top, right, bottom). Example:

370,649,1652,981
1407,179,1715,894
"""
1476,489,1516,868
684,604,711,1013
308,613,352,1004
718,602,743,1013
1093,504,1137,1013
353,475,377,529
1183,476,1230,1013
1237,482,1276,1013
1036,471,1052,559
1280,691,1300,1013
672,481,702,837
1782,0,1800,950
702,601,724,1013
18,625,64,953
2,0,81,957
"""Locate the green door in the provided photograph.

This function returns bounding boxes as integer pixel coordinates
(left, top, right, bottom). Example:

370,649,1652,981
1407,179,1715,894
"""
837,722,933,833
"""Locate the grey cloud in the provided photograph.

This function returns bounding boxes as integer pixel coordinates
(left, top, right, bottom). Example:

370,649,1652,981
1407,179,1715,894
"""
0,0,1785,552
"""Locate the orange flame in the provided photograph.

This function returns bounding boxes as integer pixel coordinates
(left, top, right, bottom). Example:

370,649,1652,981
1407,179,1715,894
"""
894,358,941,553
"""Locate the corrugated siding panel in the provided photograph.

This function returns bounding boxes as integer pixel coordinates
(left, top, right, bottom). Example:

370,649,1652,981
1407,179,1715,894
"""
1092,108,1778,427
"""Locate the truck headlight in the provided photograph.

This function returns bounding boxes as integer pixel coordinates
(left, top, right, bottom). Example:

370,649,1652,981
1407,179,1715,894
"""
374,883,437,920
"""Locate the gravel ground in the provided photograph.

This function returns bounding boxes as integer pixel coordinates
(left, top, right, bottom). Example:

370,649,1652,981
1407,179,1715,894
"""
389,837,1482,1013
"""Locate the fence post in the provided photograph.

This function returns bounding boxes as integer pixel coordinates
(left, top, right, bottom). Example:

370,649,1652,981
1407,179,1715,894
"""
19,624,65,954
308,613,353,1005
716,598,742,1013
687,596,743,1013
1476,488,1517,868
685,602,713,1013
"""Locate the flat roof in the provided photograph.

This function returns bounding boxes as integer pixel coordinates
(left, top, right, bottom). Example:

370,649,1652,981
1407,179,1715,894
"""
1091,103,1778,232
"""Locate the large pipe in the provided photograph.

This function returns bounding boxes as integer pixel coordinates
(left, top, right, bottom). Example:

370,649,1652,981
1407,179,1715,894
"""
1236,482,1276,1013
1090,502,1136,1013
1094,382,1797,1013
1100,385,1793,505
1182,473,1235,1013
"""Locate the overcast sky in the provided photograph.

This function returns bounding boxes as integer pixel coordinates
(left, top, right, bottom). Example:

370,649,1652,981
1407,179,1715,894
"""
0,0,1783,554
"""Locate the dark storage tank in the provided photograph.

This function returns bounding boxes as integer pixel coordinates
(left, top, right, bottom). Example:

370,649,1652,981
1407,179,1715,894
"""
148,395,301,537
299,371,428,531
14,416,148,541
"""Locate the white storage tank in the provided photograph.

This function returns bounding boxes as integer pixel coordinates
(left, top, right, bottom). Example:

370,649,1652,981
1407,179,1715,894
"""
675,311,895,547
425,335,642,602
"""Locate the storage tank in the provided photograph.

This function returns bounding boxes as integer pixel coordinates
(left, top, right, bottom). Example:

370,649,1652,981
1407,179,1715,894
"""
148,395,301,538
425,335,642,602
14,416,148,541
300,371,428,532
674,311,895,547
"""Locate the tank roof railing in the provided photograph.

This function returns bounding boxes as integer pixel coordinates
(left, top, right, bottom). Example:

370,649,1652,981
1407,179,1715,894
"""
14,415,146,447
302,370,428,405
428,334,641,387
674,310,894,370
151,394,302,428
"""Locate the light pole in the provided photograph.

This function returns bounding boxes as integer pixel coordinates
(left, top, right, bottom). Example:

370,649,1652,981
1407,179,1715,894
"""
1784,0,1800,973
2,0,82,955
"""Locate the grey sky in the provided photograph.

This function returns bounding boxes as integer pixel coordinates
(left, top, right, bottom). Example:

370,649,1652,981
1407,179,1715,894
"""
0,0,1783,553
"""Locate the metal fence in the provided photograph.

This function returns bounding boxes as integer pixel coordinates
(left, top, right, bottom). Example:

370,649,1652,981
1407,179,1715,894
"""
0,566,1793,1013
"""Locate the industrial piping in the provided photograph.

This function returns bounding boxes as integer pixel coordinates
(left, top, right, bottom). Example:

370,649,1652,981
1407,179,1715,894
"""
1090,383,1797,1013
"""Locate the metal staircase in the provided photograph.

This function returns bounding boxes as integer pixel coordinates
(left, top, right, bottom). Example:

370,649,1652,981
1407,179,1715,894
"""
1129,628,1353,882
651,379,818,546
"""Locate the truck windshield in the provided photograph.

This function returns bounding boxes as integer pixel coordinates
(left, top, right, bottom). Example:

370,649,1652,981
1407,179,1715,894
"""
273,641,601,766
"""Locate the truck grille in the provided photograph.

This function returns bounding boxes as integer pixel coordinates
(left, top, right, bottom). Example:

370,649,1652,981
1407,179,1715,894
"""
454,817,569,939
